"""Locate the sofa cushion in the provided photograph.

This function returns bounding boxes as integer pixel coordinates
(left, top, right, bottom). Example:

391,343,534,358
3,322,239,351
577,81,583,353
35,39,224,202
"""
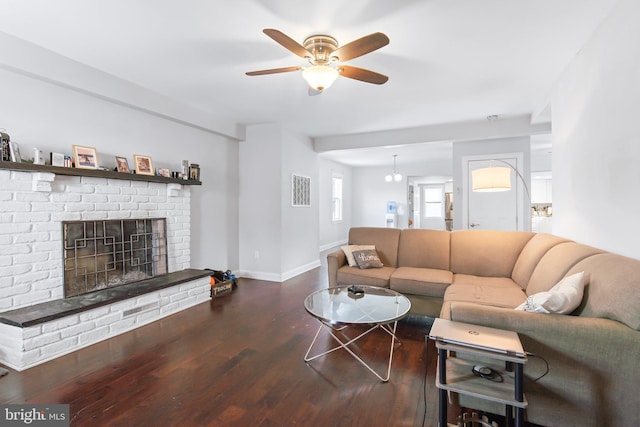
336,265,394,288
444,275,527,308
511,233,571,289
349,227,401,268
397,229,450,270
390,267,453,298
515,271,586,314
341,244,375,267
450,230,534,278
353,249,384,269
569,253,640,330
526,242,603,296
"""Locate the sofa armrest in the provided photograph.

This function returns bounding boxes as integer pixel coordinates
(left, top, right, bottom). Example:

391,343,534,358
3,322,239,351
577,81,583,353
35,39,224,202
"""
327,250,346,288
440,301,640,427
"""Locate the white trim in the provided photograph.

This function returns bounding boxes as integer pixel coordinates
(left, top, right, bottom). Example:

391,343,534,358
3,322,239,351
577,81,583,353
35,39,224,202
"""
238,259,321,283
319,238,348,253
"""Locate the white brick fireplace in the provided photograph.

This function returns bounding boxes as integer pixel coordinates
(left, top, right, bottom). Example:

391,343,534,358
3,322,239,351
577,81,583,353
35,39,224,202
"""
0,169,210,371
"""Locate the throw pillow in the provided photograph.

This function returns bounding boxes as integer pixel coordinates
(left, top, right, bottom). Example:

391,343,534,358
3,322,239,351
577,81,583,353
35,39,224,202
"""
341,245,376,267
515,271,586,314
352,249,384,269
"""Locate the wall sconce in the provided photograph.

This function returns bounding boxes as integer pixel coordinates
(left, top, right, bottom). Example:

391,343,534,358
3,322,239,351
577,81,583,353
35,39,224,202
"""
385,155,402,182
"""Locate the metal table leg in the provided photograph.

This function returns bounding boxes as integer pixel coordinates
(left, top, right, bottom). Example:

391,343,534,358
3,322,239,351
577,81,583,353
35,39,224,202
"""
304,319,401,382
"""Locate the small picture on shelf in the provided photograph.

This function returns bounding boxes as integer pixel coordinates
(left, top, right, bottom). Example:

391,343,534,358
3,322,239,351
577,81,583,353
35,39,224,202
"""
1,132,10,161
72,145,99,169
133,154,154,176
157,168,170,178
9,141,22,163
189,163,200,181
50,152,65,167
115,156,130,173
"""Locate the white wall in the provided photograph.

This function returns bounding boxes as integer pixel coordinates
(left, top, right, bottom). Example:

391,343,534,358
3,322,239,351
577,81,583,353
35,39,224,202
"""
351,158,453,229
239,124,282,279
0,53,239,273
281,129,320,276
239,124,320,281
551,0,640,259
318,158,352,250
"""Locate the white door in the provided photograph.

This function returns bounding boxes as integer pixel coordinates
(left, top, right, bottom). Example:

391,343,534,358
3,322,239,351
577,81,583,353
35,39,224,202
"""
462,154,527,231
419,184,445,230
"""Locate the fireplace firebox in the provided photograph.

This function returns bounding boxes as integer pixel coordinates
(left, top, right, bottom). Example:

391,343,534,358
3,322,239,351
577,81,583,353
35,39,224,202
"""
63,219,168,298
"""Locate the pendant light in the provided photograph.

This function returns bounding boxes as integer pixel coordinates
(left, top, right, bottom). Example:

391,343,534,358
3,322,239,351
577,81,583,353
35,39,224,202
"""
385,155,402,182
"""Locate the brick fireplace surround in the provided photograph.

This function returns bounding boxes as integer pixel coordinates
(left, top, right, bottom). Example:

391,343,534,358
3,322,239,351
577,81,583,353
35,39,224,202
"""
0,169,210,371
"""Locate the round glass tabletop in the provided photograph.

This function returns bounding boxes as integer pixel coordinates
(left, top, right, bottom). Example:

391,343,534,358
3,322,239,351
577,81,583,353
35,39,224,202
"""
304,285,411,325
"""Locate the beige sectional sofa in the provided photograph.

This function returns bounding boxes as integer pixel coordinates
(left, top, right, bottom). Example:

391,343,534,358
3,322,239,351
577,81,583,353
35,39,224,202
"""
327,227,640,427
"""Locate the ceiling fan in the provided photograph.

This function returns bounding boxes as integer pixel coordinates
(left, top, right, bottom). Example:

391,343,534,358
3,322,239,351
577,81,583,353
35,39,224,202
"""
246,28,389,93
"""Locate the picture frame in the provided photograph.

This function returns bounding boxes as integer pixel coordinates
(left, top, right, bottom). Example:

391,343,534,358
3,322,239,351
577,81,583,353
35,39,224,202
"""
72,145,99,169
189,163,200,181
115,156,130,173
133,154,154,176
51,152,65,167
291,174,311,207
9,141,22,163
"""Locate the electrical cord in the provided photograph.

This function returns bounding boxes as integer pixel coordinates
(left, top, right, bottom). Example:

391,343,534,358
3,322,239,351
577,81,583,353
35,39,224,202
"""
525,351,550,382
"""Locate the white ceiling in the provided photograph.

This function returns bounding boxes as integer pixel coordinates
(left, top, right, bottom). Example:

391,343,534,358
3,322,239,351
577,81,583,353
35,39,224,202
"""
0,0,617,166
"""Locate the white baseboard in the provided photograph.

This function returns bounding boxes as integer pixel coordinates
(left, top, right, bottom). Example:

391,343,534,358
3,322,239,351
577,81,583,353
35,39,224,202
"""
319,238,348,253
238,259,321,283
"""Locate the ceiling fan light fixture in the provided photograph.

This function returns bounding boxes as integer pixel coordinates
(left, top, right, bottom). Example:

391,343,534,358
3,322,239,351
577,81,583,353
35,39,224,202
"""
302,65,339,91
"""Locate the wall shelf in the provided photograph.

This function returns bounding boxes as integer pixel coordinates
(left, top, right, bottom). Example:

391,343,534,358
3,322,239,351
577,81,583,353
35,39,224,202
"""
0,161,202,185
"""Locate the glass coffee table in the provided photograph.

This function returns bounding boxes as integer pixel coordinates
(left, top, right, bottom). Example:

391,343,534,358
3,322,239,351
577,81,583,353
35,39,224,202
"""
303,285,411,382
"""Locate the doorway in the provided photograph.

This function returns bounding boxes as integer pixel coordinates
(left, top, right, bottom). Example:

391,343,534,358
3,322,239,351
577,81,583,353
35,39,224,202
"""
408,177,452,230
461,153,529,231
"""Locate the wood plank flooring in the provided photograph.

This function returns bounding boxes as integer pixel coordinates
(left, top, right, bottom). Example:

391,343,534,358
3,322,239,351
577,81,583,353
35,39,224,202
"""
0,266,458,426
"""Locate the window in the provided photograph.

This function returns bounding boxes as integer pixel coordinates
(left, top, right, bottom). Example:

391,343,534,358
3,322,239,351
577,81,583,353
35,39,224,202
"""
332,174,343,222
424,186,443,218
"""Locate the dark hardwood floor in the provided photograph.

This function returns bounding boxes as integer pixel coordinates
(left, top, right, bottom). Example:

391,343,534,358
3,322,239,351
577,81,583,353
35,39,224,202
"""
0,266,462,426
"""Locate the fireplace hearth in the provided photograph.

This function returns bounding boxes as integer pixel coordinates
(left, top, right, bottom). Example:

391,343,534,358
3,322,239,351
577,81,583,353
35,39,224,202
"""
63,219,168,298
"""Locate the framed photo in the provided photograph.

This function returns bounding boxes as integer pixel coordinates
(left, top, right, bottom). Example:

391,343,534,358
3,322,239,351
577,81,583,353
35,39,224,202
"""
189,163,200,181
9,141,22,163
115,156,130,173
133,154,154,176
72,145,99,169
51,152,65,167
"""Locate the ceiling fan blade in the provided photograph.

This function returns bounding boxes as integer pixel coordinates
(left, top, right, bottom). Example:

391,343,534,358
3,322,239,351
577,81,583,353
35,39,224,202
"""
332,32,389,62
263,28,311,58
338,65,388,85
246,66,302,76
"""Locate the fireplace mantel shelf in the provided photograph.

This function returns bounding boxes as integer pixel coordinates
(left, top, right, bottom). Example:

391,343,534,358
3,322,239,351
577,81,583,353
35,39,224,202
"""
0,161,202,185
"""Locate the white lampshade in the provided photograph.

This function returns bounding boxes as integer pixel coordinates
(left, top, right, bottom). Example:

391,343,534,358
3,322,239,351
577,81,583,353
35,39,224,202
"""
472,166,512,192
393,173,402,182
385,174,393,182
302,65,339,91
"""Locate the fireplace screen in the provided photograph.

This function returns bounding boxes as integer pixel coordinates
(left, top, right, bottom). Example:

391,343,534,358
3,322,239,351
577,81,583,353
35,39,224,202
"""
63,219,168,298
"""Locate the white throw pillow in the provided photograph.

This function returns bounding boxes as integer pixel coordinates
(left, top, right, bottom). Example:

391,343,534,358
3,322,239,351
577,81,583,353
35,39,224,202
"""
516,271,586,314
341,245,376,267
